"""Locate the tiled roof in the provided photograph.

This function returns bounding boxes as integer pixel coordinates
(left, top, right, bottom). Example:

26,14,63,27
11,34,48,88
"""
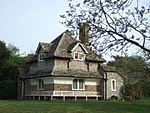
24,68,103,79
100,64,116,72
27,30,105,63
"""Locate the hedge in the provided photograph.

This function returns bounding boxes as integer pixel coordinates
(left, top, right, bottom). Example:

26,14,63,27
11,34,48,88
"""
0,80,17,99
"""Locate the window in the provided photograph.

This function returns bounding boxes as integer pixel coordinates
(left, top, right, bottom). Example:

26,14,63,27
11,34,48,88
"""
74,53,78,60
73,79,77,89
111,79,116,91
38,53,45,62
103,73,107,79
38,79,44,90
74,52,85,61
72,79,84,90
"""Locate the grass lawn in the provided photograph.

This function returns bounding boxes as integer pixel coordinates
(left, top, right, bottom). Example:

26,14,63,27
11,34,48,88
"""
0,98,150,113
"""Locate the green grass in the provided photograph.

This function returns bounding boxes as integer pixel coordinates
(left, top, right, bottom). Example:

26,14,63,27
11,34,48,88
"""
0,98,150,113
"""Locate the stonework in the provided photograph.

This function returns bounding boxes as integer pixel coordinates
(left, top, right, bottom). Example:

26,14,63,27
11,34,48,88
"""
85,85,97,91
54,84,72,91
18,30,124,100
89,62,98,72
69,60,88,71
106,72,124,99
54,59,68,71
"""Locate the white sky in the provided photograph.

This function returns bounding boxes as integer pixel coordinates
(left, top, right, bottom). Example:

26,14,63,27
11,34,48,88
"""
0,0,68,55
0,0,149,61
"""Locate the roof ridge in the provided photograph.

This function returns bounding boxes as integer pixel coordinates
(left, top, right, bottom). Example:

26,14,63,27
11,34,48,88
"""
39,42,50,44
53,30,78,57
53,31,68,56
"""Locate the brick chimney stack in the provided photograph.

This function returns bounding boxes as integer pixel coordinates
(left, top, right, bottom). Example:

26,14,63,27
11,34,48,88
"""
79,22,90,47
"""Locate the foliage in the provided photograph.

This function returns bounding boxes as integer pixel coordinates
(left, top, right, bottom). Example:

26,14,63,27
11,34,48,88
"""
107,55,150,84
107,55,150,97
0,80,17,99
0,98,150,113
141,82,150,97
0,41,10,68
61,0,150,57
0,41,24,80
109,95,118,101
124,83,142,101
0,40,25,99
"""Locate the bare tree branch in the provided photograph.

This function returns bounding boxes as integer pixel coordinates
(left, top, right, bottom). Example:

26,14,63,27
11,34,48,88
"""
61,0,150,57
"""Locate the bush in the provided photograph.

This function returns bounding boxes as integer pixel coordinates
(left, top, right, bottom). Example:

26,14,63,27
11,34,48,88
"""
142,82,150,97
0,80,17,99
110,95,118,101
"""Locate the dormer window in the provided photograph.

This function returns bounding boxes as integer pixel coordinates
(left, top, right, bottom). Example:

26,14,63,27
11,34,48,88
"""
38,53,45,62
74,52,85,61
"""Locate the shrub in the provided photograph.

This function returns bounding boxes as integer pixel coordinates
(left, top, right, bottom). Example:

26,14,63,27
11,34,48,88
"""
142,82,150,97
110,95,118,101
0,80,17,99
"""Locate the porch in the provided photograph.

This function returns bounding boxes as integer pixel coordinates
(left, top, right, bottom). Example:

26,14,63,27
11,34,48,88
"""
25,91,102,101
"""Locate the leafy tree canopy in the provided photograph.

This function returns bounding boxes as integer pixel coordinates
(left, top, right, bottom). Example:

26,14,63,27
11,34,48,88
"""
107,55,150,84
61,0,150,58
0,41,25,80
0,41,10,67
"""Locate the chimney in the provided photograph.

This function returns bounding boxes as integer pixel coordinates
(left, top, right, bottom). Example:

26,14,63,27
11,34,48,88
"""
79,22,90,47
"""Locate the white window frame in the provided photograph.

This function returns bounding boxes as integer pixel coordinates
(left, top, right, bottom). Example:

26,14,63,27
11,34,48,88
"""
38,53,45,62
111,79,117,91
72,79,85,90
37,79,44,90
74,52,85,61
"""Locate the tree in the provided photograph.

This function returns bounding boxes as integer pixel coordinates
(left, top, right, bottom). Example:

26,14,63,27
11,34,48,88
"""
0,41,25,99
108,55,149,84
107,55,150,97
0,42,24,80
0,41,10,68
61,0,150,57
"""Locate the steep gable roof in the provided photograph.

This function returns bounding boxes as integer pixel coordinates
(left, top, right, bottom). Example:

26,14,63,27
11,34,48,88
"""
70,42,88,54
28,30,105,63
36,42,52,53
52,30,77,58
99,64,116,72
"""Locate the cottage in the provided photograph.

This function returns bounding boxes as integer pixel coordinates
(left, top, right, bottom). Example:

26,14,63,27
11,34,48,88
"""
18,25,124,101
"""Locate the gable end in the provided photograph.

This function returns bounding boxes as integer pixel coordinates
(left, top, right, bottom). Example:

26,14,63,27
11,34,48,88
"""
71,43,88,54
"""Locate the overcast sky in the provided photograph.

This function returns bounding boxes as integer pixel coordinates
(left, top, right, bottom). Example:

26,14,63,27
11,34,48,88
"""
0,0,149,61
0,0,68,55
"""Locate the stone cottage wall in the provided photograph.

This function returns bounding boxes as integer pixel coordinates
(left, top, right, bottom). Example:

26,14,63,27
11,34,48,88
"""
54,57,99,72
54,59,68,71
69,60,88,71
24,77,103,97
89,62,98,72
106,72,124,99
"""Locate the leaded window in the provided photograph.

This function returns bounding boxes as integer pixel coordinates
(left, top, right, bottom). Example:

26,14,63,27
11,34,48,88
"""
73,79,84,90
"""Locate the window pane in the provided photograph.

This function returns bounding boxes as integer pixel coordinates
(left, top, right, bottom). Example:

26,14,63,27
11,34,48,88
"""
112,80,115,90
39,79,44,89
41,80,44,88
74,53,78,59
39,80,41,89
40,54,42,60
73,79,77,89
41,54,45,60
39,53,45,61
111,80,116,91
113,80,115,90
79,79,83,89
78,54,84,60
